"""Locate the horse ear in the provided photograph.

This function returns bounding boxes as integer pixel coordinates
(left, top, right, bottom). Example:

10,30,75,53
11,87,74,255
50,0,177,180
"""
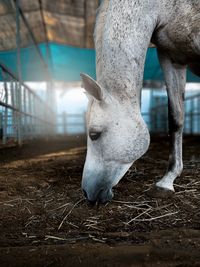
80,73,103,101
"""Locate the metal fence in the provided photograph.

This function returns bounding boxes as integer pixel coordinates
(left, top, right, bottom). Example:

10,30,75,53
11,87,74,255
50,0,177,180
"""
56,93,200,136
0,63,56,146
149,93,200,134
57,112,86,135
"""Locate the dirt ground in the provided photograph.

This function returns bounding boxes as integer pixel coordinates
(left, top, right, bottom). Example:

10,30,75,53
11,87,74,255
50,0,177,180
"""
0,135,200,267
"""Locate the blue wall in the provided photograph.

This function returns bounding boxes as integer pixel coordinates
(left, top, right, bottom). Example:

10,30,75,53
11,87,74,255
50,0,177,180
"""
0,43,199,82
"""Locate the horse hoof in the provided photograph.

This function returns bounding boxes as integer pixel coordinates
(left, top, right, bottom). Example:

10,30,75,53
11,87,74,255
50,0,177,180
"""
146,185,174,199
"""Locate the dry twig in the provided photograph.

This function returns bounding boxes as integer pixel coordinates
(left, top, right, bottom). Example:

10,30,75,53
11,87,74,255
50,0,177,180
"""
58,198,84,230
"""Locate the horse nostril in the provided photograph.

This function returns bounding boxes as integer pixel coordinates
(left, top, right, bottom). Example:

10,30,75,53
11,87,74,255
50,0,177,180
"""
88,200,97,206
82,190,97,206
83,189,88,199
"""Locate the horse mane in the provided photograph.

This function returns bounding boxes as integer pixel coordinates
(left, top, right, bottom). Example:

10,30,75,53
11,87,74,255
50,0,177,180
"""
94,0,110,79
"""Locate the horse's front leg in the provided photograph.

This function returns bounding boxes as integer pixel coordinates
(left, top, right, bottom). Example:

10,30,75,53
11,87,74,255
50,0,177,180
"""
155,50,186,193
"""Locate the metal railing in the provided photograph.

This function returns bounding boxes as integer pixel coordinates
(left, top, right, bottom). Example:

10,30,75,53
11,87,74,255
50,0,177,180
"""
0,62,56,146
56,94,200,136
57,112,86,135
149,93,200,134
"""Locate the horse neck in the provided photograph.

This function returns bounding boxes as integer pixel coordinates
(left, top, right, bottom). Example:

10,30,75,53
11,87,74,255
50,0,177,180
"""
95,0,158,109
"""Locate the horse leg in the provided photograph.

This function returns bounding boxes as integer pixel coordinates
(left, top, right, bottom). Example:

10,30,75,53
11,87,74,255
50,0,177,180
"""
155,51,186,193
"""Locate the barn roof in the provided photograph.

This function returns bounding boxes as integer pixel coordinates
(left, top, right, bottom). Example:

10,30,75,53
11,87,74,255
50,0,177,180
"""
0,0,99,51
0,0,199,83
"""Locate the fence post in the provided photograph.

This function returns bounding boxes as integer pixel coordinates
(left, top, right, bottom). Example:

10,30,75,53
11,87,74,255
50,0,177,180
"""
23,86,27,138
16,82,22,145
84,112,87,135
190,99,194,135
63,112,67,135
10,80,17,141
198,97,200,133
0,113,3,140
16,0,22,145
2,81,8,144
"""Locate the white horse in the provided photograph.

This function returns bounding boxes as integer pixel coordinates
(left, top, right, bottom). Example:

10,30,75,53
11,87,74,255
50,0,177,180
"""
81,0,200,204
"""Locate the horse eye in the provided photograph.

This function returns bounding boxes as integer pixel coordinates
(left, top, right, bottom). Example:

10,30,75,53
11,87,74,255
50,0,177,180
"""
89,131,102,141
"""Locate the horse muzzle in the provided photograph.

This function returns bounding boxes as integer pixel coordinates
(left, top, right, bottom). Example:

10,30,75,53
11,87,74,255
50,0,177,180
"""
82,186,113,205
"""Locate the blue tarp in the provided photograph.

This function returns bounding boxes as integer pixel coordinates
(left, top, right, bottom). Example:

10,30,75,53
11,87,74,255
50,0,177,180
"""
0,43,199,82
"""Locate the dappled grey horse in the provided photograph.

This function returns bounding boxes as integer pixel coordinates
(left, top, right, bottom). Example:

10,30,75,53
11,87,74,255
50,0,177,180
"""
81,0,200,204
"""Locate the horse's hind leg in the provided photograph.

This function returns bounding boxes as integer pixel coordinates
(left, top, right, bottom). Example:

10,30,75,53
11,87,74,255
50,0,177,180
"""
155,50,186,193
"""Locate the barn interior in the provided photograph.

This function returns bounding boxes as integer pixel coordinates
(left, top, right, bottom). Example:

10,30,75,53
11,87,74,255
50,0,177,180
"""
0,1,200,266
